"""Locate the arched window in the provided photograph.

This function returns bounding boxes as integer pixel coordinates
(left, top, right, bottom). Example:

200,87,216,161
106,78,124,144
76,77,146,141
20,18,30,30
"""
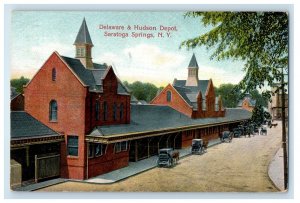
52,68,56,81
113,103,117,121
95,101,100,121
49,100,58,121
119,103,124,120
167,91,172,102
103,102,107,121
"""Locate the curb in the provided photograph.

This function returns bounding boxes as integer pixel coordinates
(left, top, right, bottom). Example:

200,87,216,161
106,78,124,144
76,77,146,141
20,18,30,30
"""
22,139,224,190
267,147,285,192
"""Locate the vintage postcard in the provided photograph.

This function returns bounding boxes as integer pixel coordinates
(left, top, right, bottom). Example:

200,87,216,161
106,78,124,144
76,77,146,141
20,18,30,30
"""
9,10,289,193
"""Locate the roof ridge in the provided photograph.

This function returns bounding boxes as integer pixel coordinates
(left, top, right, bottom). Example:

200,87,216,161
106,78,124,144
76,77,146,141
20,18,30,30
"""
74,18,93,45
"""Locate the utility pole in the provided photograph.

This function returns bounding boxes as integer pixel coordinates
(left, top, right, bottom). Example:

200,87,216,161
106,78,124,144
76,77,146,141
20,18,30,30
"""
281,66,288,190
271,67,288,190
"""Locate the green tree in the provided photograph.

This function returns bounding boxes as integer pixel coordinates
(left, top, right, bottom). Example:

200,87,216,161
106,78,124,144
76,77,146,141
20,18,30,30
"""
123,81,163,102
215,83,240,108
10,76,30,93
249,89,268,107
251,104,271,125
181,12,288,95
251,104,265,125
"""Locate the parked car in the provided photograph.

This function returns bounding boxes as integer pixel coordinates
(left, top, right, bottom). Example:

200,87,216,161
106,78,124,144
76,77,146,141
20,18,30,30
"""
232,128,242,138
191,139,206,154
220,131,233,142
157,148,179,167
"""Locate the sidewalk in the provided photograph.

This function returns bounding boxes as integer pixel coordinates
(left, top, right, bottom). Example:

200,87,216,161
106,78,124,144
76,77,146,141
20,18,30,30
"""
268,147,285,191
83,138,222,184
14,138,222,190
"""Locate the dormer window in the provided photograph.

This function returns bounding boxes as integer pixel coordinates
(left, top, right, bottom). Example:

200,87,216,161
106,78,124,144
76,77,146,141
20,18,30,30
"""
52,68,56,81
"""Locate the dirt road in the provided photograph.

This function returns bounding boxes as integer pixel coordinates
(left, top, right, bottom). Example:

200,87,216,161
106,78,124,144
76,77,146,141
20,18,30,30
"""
38,123,282,192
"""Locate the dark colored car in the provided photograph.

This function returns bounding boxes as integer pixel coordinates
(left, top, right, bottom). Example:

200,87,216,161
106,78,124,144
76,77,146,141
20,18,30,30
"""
191,139,206,154
157,148,179,167
220,131,233,142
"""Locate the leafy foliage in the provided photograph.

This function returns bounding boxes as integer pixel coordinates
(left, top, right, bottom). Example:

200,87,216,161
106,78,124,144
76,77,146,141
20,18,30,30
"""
214,84,240,108
215,83,268,108
251,104,271,125
123,81,164,102
181,12,288,95
10,76,30,93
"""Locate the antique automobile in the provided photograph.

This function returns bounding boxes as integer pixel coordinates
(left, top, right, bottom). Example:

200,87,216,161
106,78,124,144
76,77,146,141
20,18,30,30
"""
232,128,242,138
220,131,233,142
260,126,268,135
157,148,179,167
191,139,207,154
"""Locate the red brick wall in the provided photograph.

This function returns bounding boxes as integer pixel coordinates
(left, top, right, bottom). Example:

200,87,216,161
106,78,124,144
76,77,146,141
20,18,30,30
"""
192,80,225,118
84,68,130,133
11,94,24,111
87,144,129,178
24,52,88,180
151,82,225,119
151,84,193,117
182,130,194,148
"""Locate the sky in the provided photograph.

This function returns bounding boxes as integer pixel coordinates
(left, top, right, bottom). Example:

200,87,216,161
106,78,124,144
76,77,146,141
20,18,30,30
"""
11,11,246,87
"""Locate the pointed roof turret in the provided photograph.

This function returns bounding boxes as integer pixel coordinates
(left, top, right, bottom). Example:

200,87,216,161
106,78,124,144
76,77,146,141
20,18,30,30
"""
186,53,199,86
188,53,199,68
74,18,93,46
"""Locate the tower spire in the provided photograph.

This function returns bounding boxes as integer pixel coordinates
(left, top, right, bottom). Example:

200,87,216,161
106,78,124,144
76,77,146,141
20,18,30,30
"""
74,18,94,69
186,53,199,86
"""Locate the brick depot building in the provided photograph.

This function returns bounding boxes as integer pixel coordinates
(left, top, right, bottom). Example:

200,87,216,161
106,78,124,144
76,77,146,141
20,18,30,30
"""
12,19,251,182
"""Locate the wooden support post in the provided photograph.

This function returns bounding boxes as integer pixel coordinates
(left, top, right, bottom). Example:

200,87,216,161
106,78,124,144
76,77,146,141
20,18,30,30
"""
34,155,38,183
26,146,29,167
173,132,180,149
135,140,138,162
158,135,164,154
166,134,172,148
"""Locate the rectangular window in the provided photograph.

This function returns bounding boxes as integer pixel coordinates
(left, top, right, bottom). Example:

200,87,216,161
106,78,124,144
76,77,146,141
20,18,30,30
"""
88,143,104,158
202,99,206,110
115,141,127,153
103,102,107,121
95,101,100,121
88,143,94,158
67,136,78,156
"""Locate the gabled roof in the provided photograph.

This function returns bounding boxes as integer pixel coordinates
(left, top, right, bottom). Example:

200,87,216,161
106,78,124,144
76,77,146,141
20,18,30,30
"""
188,53,199,68
60,56,129,95
90,105,251,137
238,97,256,107
74,18,93,46
172,79,210,110
11,111,59,139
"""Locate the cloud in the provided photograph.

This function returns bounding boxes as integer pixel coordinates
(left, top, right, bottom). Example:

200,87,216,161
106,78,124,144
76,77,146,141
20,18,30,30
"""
31,42,73,62
123,44,185,70
11,42,73,78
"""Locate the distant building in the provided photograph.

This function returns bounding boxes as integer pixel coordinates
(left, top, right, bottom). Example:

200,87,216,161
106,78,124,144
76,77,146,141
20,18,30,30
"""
151,53,225,119
237,94,256,112
268,87,288,120
10,87,24,111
